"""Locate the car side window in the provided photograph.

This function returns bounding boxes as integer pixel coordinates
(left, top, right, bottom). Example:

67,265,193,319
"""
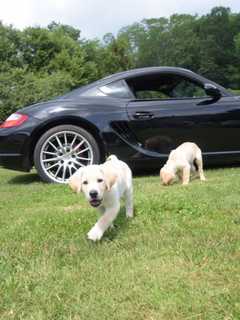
134,90,169,99
99,80,133,99
171,79,206,98
81,80,133,99
81,87,107,97
127,73,207,100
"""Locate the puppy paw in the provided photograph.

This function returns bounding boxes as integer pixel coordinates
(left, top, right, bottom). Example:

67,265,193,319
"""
126,209,134,218
87,225,103,241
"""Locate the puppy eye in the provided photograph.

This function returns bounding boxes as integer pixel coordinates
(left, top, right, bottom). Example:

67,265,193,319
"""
82,180,88,185
97,179,103,183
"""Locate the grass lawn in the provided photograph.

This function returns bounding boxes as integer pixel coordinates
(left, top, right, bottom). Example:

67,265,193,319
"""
0,167,240,320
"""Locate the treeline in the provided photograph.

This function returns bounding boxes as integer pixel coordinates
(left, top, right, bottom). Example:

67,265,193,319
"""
1,6,240,120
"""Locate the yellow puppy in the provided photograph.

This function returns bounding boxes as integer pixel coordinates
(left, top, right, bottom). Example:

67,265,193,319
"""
69,155,133,241
160,142,206,186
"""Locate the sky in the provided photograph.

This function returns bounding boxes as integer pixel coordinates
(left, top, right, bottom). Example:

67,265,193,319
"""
1,0,240,39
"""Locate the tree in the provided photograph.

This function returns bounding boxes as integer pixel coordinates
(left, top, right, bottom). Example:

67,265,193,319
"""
196,7,236,85
1,7,240,120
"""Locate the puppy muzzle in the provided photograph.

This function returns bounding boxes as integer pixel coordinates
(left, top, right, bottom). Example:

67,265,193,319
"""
89,198,102,207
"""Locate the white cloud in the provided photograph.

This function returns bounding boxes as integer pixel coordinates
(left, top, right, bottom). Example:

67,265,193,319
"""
0,0,240,39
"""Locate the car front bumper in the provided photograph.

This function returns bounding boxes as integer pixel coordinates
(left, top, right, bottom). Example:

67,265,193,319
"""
0,117,41,172
0,153,30,172
0,128,32,171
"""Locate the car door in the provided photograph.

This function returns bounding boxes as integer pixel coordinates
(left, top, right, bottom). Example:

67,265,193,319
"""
126,72,240,156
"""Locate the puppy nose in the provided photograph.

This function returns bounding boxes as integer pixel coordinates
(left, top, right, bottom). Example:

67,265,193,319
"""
89,190,98,198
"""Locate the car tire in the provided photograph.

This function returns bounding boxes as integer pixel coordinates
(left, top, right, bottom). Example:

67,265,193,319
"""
34,125,101,183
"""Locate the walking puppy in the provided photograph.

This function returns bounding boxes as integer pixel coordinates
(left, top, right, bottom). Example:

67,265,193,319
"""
69,155,133,241
160,142,206,185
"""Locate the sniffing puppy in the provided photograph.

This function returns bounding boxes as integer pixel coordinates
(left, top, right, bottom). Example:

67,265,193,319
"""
160,142,206,185
69,155,133,241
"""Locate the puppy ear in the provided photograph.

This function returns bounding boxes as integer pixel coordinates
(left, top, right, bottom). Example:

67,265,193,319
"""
68,168,83,193
101,166,117,191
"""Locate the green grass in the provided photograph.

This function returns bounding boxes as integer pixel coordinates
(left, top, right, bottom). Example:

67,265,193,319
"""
0,167,240,320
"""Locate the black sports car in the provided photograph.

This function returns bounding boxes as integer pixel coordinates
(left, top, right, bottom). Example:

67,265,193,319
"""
0,66,240,183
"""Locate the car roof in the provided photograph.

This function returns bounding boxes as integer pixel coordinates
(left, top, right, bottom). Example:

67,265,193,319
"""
100,66,194,80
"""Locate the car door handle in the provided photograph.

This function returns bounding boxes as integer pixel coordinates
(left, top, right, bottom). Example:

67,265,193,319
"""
133,112,154,119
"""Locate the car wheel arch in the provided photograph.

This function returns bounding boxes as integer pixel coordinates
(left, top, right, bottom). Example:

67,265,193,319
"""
29,117,106,166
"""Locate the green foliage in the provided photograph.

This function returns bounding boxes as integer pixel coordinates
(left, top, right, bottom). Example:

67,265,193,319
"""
0,24,101,120
1,6,240,120
0,22,22,69
0,23,134,120
0,68,74,120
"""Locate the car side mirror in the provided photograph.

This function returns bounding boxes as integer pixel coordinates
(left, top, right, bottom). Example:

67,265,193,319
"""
204,83,222,100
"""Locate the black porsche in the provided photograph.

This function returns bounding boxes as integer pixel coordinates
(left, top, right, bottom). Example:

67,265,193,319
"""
0,66,240,183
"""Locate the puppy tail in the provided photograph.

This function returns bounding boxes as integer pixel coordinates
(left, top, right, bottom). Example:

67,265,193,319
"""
106,154,118,162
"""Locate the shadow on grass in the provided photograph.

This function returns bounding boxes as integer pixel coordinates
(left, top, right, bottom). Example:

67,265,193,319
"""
8,173,42,185
7,164,236,186
7,168,160,186
103,207,136,242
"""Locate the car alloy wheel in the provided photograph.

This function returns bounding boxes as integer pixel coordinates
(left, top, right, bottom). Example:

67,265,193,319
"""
39,130,94,183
